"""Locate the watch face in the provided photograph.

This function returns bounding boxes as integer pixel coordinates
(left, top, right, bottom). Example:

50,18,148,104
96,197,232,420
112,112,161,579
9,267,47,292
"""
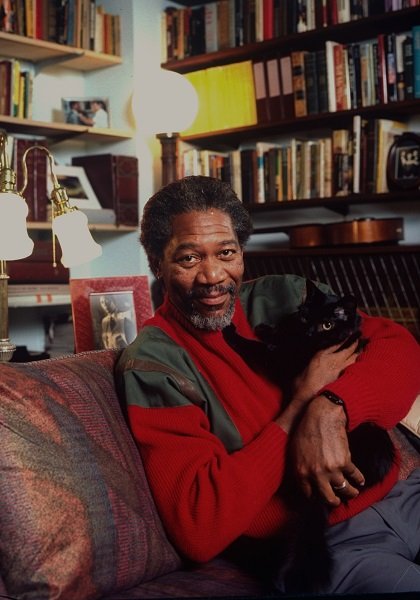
387,132,420,191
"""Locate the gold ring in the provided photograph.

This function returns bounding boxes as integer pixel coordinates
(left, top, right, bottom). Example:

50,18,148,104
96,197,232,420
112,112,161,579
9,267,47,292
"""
333,481,347,491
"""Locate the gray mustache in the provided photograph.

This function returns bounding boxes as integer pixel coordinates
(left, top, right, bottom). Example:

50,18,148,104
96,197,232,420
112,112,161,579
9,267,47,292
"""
188,284,235,300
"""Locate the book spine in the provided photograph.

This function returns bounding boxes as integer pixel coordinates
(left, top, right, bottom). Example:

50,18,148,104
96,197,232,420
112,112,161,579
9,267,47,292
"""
315,49,329,112
252,60,271,123
279,55,295,118
304,51,319,114
111,156,139,226
403,33,414,100
265,57,284,120
291,50,307,117
413,25,420,98
204,2,218,53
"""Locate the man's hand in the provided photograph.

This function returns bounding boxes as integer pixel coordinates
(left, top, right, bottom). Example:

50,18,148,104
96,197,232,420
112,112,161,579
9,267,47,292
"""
292,339,360,405
275,339,360,434
289,395,365,506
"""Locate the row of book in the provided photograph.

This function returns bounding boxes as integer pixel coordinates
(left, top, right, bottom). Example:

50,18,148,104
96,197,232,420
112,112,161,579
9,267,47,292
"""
182,26,420,135
0,0,121,55
0,58,33,118
290,28,420,118
180,117,411,203
162,0,420,61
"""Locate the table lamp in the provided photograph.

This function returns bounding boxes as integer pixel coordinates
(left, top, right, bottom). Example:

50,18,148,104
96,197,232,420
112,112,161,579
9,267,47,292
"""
132,69,198,185
0,131,102,361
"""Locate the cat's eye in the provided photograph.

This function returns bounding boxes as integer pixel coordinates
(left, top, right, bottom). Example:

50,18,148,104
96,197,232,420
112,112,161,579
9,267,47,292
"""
322,320,333,331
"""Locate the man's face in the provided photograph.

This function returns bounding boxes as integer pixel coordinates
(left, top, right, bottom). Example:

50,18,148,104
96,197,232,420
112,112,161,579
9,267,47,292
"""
159,210,244,331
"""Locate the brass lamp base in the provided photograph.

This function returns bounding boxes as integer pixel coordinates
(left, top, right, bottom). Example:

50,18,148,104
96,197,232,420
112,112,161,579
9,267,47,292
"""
157,132,179,186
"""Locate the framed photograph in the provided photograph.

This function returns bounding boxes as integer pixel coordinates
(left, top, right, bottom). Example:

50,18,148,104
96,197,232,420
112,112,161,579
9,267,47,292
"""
70,276,153,353
387,132,420,191
48,165,102,210
61,97,111,128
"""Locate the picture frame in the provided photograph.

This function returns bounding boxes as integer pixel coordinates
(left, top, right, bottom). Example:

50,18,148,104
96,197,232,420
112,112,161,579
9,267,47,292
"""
61,97,111,128
70,276,153,352
48,165,102,210
386,132,420,191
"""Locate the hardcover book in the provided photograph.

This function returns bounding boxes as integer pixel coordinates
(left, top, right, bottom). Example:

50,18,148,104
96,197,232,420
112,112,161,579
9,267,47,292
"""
72,154,139,226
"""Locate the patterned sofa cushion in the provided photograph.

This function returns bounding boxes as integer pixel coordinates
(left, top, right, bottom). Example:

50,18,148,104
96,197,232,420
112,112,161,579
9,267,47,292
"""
0,350,181,600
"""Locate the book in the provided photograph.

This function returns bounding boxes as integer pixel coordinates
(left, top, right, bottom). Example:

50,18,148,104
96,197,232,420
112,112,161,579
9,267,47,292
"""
374,118,407,193
376,33,388,104
252,60,271,123
265,57,284,120
315,48,329,113
403,33,414,100
204,2,218,53
386,32,397,102
7,241,69,283
240,148,258,204
304,51,319,114
279,54,295,119
71,154,139,226
395,32,408,102
413,25,420,99
217,0,230,50
325,40,338,111
291,50,308,117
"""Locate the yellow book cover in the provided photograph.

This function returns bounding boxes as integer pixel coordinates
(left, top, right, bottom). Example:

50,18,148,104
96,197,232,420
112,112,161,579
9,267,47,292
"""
12,59,21,117
226,61,257,129
182,69,210,136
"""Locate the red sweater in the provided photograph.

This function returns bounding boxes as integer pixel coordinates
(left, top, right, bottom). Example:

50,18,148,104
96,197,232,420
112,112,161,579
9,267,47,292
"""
126,296,420,563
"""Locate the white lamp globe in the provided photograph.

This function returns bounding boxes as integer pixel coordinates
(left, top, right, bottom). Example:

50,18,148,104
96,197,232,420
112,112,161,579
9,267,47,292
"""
132,69,199,135
0,191,34,260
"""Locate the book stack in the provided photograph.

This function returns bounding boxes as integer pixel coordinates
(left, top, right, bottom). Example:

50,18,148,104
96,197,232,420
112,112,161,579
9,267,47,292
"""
0,59,33,118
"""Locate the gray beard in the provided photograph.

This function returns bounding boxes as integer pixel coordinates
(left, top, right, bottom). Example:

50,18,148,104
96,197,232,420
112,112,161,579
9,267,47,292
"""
188,297,235,331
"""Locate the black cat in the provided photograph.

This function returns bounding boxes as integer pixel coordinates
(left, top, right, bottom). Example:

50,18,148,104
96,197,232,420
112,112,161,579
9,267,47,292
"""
223,279,396,593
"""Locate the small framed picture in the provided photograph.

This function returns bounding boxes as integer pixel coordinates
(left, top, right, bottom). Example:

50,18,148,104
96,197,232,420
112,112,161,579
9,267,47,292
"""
48,165,101,210
70,276,153,352
387,132,420,191
61,97,111,128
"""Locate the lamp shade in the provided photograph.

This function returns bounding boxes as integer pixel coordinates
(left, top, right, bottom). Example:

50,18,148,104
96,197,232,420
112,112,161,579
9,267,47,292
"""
133,69,199,135
52,210,102,268
0,191,34,260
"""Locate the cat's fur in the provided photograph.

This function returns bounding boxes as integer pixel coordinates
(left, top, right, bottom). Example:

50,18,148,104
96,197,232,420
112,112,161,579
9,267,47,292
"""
223,279,396,592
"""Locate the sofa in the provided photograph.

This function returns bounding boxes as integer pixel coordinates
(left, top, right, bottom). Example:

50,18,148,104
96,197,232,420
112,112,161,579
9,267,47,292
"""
0,349,419,600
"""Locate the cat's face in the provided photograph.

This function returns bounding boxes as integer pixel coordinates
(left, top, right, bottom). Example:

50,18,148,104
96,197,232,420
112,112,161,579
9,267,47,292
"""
298,282,361,349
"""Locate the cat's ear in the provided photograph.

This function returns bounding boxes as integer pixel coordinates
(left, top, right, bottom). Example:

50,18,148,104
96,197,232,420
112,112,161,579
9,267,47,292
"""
304,279,325,303
342,295,357,310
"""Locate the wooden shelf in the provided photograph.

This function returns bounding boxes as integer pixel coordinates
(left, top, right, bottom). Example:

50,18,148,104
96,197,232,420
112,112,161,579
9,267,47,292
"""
179,99,420,149
247,190,420,216
0,32,121,71
27,222,137,233
0,115,133,143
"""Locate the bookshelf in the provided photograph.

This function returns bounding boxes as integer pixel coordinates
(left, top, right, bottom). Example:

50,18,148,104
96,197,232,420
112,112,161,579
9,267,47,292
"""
161,4,420,212
1,1,143,356
162,2,420,336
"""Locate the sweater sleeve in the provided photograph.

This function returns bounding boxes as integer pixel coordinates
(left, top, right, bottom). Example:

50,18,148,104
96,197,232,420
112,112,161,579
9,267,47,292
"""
123,367,289,563
320,313,420,431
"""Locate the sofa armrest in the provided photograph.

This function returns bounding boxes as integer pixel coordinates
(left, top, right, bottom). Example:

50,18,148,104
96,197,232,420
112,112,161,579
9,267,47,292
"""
400,394,420,439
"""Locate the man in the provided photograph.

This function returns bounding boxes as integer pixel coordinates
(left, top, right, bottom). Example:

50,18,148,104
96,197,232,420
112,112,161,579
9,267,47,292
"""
66,101,93,125
117,176,420,593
